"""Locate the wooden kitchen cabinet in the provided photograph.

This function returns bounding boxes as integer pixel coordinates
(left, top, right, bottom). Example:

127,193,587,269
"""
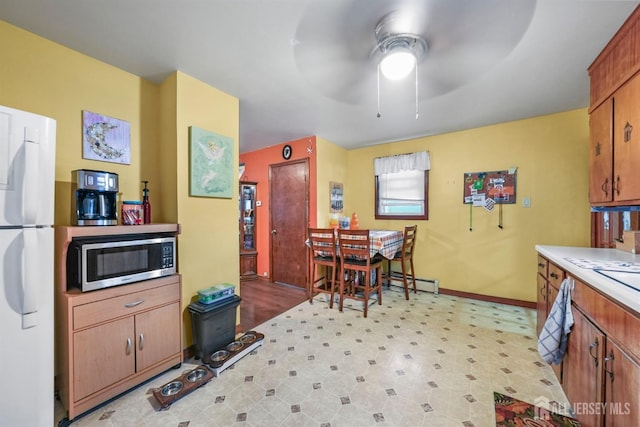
589,99,614,204
55,225,183,422
604,338,640,426
589,6,640,206
535,251,640,425
239,181,258,280
562,306,605,427
536,255,563,381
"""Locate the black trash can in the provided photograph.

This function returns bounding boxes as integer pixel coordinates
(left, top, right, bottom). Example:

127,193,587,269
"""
188,295,242,360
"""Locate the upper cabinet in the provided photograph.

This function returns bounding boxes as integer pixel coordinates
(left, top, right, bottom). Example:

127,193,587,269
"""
589,6,640,206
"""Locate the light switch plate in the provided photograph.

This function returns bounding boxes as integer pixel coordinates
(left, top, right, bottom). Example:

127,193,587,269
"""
523,197,531,208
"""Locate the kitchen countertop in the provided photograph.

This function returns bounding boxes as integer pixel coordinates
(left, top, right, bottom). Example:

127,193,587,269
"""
536,245,640,315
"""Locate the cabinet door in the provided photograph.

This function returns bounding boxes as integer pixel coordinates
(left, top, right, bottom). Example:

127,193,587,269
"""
536,274,547,337
604,339,640,426
546,284,563,382
613,76,640,201
563,307,605,427
590,99,614,203
73,317,135,401
135,302,181,372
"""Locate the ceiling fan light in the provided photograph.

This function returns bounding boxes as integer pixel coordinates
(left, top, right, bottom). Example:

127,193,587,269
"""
380,49,416,80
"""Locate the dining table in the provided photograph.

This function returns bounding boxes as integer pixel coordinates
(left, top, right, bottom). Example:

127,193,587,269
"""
307,229,403,260
363,229,404,259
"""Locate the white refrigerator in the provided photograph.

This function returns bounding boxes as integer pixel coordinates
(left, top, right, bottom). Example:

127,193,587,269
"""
0,105,56,427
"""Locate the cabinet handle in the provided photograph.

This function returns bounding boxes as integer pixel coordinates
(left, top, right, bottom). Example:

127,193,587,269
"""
550,272,558,279
124,299,144,308
540,285,546,296
613,176,620,196
624,121,633,143
126,338,132,355
588,338,599,367
537,263,545,268
139,333,144,351
604,350,614,381
601,178,609,197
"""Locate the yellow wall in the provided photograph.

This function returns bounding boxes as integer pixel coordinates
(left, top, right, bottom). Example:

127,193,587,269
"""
172,71,240,343
1,20,241,349
315,137,349,227
0,21,162,224
344,109,591,302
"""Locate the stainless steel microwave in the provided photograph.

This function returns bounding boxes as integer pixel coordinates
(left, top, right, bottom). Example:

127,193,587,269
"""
66,234,176,292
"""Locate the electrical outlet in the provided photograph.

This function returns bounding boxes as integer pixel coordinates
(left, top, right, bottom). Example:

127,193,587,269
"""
523,197,531,208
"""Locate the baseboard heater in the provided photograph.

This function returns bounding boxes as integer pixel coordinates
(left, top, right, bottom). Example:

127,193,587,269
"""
387,272,439,295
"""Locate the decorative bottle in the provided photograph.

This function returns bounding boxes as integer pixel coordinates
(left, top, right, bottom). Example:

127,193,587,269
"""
141,180,151,224
350,212,359,229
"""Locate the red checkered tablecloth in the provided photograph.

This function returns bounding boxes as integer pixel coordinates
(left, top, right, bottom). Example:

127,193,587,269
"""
306,229,403,260
368,229,404,259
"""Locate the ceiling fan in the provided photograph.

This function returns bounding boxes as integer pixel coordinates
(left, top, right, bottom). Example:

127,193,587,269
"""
293,0,536,107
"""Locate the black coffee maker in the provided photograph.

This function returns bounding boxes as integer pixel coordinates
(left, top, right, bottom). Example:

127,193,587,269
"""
72,169,118,225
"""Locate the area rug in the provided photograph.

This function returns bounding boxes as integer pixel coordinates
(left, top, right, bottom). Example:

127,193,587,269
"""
494,392,581,426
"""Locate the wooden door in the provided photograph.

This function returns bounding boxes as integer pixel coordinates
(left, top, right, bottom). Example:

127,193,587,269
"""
73,317,135,401
563,307,605,427
589,99,613,203
614,76,640,201
135,302,181,371
604,339,640,426
270,159,309,288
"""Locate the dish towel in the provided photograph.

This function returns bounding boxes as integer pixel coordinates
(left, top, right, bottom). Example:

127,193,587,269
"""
537,278,574,365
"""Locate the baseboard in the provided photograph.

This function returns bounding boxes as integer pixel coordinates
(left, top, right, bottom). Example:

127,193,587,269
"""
438,287,536,309
387,272,439,294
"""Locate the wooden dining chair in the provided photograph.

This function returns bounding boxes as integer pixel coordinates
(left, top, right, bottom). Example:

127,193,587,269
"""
307,228,339,307
337,229,383,318
386,225,417,300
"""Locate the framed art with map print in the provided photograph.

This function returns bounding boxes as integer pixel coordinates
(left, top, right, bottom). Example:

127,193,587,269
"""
189,126,234,198
82,110,131,164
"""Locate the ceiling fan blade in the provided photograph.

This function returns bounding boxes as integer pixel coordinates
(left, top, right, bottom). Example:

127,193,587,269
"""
294,0,535,104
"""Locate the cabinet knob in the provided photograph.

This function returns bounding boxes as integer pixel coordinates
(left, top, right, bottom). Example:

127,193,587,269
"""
537,263,545,268
550,272,558,279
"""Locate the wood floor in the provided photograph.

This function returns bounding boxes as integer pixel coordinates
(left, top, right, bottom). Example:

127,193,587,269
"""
239,279,308,331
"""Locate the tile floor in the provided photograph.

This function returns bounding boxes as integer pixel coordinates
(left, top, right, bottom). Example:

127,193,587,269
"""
55,287,569,426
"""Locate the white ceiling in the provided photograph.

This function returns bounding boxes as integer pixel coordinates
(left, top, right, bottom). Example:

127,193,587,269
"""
0,0,638,153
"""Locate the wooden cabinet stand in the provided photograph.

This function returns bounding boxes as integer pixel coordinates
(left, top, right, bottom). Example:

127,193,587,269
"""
239,181,258,280
55,224,183,422
536,253,640,426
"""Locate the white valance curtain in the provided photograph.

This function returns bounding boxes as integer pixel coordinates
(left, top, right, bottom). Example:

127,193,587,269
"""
373,151,430,176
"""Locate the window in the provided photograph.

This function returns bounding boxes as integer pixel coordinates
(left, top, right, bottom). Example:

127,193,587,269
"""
374,151,430,220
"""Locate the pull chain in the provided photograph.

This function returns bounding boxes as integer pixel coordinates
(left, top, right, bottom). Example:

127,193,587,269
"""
415,61,419,119
377,63,381,118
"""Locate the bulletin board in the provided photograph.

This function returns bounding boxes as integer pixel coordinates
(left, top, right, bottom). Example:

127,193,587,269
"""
463,170,517,205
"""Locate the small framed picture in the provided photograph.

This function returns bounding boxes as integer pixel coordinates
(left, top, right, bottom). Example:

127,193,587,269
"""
330,181,343,213
82,110,131,164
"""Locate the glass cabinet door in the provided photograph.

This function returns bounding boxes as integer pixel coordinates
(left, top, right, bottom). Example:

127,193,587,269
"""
241,184,256,250
239,181,258,279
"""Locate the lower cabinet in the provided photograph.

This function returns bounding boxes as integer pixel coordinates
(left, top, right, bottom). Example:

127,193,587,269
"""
536,254,640,426
562,306,605,427
57,275,183,421
604,338,640,427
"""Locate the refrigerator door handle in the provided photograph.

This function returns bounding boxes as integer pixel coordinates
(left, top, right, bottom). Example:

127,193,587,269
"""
21,228,38,329
23,130,40,225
